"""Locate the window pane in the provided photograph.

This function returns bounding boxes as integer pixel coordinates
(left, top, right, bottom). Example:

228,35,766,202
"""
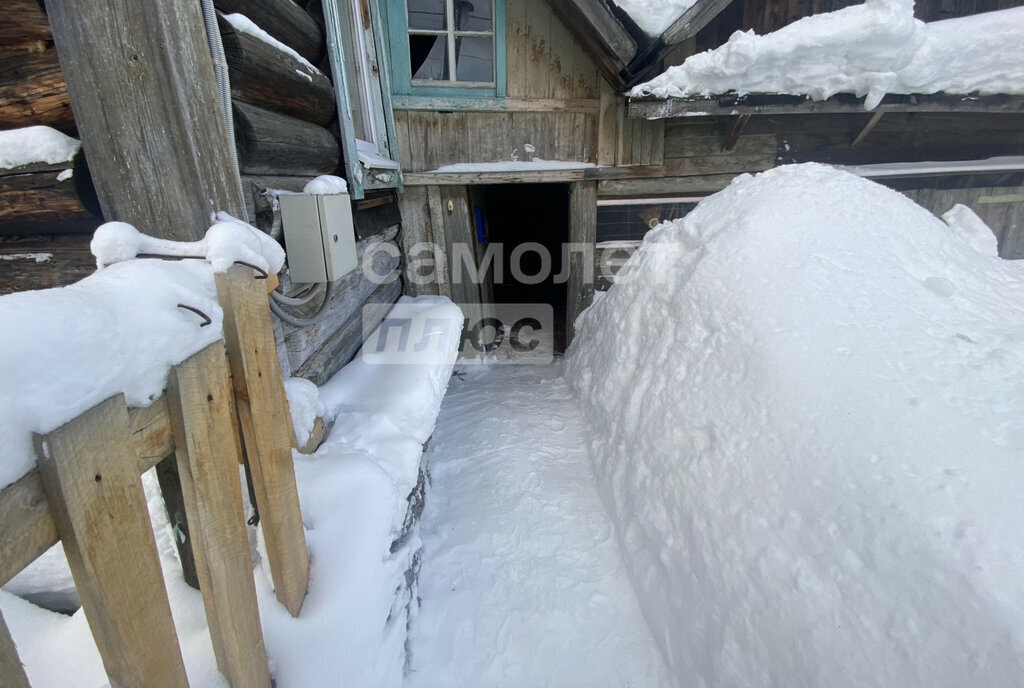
455,35,492,82
455,0,491,32
407,0,446,30
411,35,449,80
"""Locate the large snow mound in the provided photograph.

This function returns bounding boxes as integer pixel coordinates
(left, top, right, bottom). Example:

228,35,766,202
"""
566,163,1024,686
632,0,1024,109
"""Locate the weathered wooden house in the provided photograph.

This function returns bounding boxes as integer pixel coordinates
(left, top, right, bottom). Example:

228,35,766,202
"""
2,0,1023,365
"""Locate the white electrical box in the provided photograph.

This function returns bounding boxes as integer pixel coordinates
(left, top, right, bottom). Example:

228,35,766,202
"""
279,193,358,283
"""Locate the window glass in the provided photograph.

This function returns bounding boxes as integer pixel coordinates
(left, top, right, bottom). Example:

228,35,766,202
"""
407,0,446,30
406,0,494,85
411,36,449,80
455,36,493,82
456,0,491,31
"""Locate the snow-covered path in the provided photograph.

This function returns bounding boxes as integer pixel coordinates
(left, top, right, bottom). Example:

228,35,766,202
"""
406,364,670,687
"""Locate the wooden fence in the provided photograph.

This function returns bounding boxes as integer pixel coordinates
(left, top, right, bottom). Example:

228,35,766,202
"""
0,265,310,687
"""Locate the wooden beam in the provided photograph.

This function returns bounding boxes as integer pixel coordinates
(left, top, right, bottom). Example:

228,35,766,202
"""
403,169,590,186
661,0,735,45
46,0,246,241
851,110,885,147
544,0,637,88
0,399,175,589
0,609,30,688
724,114,752,151
0,42,76,134
629,93,1024,120
1,0,53,47
35,394,189,688
567,181,597,346
596,173,736,196
391,96,601,113
214,0,324,65
233,101,341,177
216,265,309,617
220,16,336,127
0,152,102,236
167,343,272,688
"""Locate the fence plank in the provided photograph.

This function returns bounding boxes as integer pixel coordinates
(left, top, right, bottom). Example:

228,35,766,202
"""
216,265,309,617
167,342,272,687
35,394,189,688
0,609,31,688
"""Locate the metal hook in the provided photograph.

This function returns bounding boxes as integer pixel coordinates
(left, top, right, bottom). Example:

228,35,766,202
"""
176,303,212,327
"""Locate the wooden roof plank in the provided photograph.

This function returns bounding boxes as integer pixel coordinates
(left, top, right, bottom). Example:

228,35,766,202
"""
661,0,736,45
629,92,1024,119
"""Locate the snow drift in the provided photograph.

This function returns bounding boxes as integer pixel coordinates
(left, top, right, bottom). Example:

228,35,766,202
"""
566,164,1024,686
632,0,1024,109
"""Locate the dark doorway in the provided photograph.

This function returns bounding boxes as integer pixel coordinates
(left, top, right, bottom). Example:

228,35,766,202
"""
479,184,570,353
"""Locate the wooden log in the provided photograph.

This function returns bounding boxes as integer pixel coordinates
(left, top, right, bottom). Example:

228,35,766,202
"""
216,265,309,617
0,610,31,688
220,17,335,126
0,400,175,589
35,394,189,688
167,343,272,688
293,278,403,385
0,0,52,47
0,153,102,236
46,0,246,241
0,234,95,296
215,0,325,65
0,43,76,134
567,181,596,345
233,100,341,177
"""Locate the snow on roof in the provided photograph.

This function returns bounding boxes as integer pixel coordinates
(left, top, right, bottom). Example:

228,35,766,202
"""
566,162,1024,685
610,0,698,37
631,0,1024,109
0,126,80,170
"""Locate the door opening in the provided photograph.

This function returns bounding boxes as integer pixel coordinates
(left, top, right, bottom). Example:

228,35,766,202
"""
478,184,570,353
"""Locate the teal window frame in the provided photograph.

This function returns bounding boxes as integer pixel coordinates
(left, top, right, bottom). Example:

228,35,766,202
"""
385,0,506,99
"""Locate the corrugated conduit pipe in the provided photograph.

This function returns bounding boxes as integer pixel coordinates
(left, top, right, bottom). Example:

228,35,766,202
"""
199,0,247,216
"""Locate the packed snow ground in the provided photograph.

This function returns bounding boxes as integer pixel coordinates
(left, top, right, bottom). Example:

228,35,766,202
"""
407,364,670,687
632,0,1024,109
566,163,1024,687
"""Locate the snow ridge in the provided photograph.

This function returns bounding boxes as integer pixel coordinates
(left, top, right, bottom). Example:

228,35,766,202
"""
566,163,1024,687
632,1,1024,109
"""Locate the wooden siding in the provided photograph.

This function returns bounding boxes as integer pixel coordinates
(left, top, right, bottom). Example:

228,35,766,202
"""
393,0,605,173
903,186,1024,259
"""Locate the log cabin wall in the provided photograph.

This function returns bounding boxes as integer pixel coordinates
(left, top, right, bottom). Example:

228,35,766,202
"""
392,0,607,173
1,0,401,382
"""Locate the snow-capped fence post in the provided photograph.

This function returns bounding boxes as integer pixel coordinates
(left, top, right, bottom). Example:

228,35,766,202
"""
0,610,30,688
216,264,310,617
166,342,273,688
34,394,190,688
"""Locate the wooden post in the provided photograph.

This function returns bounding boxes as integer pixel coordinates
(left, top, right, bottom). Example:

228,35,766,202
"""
216,265,309,617
0,609,31,688
35,394,189,688
45,0,246,240
167,343,272,688
567,181,597,346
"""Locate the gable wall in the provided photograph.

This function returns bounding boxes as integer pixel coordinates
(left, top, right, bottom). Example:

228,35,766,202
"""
392,0,609,173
